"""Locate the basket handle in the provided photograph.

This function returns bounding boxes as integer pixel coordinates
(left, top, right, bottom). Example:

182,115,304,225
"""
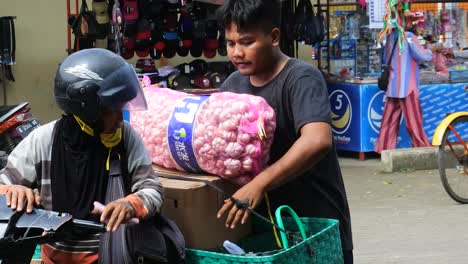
275,205,307,249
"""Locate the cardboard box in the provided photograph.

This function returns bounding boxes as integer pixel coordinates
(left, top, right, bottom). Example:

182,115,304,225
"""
153,165,252,250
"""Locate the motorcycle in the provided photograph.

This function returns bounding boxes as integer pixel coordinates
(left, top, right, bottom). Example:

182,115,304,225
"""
0,102,40,168
0,195,106,263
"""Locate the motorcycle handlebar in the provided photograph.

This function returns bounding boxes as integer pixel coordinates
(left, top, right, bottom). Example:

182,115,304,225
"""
71,219,107,234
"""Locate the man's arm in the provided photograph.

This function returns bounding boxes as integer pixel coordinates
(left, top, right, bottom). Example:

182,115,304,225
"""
110,123,164,214
0,123,50,212
100,123,164,231
408,33,432,62
254,122,331,190
218,68,333,228
453,50,468,59
217,122,331,228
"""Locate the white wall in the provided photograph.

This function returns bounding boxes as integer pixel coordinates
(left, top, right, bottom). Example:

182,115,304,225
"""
0,0,68,123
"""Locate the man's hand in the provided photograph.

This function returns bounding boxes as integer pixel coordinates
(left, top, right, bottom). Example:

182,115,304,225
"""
431,45,443,53
5,185,41,213
100,199,135,232
217,180,266,229
443,49,454,58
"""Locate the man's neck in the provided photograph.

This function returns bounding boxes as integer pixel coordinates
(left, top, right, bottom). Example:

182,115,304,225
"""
250,52,289,87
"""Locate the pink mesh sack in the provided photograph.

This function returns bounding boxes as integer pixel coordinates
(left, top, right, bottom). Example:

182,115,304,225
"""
130,86,276,186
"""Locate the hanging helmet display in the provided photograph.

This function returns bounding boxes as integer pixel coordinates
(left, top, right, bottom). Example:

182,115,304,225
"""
54,48,147,122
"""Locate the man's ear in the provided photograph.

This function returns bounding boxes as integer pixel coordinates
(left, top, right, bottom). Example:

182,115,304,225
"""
271,28,281,47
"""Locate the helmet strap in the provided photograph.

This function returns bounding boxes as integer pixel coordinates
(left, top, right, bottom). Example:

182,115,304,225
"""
73,115,95,136
73,115,123,171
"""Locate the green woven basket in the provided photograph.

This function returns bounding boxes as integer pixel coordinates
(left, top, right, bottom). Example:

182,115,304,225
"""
32,245,41,259
186,216,343,264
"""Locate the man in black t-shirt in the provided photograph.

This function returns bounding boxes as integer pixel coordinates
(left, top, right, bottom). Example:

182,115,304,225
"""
216,0,353,262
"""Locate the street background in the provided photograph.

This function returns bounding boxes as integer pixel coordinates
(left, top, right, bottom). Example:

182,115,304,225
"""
342,156,468,264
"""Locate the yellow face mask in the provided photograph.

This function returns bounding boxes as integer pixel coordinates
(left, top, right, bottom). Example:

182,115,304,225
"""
73,115,122,170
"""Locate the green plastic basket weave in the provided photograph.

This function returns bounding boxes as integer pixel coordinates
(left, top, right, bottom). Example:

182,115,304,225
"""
186,216,343,264
32,245,41,259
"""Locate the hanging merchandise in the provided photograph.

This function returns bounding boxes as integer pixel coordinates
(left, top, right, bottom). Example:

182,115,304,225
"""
178,9,194,57
149,1,166,60
294,0,326,46
423,11,434,37
108,0,123,55
65,0,232,60
358,0,367,8
150,23,165,59
203,20,219,59
217,28,227,56
135,19,152,57
121,0,139,59
121,36,136,59
139,0,164,59
279,0,296,57
440,10,450,34
134,0,155,58
162,3,180,58
453,9,466,48
190,3,207,58
190,21,205,58
92,0,110,42
0,16,16,82
70,0,99,39
122,0,139,22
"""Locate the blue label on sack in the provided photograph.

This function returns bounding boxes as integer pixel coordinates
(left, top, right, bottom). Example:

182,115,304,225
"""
167,95,209,173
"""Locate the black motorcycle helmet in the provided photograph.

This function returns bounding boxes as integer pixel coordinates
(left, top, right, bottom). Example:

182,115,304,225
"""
54,48,147,123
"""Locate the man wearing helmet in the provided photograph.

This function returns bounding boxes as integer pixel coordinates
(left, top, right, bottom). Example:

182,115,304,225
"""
0,49,164,264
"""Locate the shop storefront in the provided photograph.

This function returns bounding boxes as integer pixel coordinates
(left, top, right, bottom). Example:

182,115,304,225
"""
318,1,468,158
328,81,468,159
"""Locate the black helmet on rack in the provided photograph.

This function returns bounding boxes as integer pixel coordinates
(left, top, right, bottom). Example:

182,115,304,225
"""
54,48,147,122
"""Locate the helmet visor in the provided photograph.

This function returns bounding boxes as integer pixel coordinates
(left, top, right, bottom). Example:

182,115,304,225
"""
97,64,148,111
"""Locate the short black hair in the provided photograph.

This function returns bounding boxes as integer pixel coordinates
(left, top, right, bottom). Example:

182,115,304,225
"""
217,0,281,34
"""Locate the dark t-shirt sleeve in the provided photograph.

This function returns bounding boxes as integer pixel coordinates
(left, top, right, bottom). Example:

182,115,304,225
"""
289,69,331,134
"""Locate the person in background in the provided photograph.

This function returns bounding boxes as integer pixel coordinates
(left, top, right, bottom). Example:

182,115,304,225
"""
375,10,433,153
0,48,164,264
453,49,468,60
215,0,353,262
434,46,468,61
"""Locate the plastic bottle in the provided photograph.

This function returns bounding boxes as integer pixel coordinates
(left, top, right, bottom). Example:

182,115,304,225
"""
223,240,246,255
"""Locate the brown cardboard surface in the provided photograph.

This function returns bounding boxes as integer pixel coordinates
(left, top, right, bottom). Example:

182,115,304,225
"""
154,165,252,250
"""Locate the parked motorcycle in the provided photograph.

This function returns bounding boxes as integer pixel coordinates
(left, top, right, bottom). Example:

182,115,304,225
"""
0,102,40,168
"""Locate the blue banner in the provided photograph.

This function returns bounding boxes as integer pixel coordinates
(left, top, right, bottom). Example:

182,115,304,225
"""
328,82,410,152
327,82,468,152
419,82,468,143
167,95,209,173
